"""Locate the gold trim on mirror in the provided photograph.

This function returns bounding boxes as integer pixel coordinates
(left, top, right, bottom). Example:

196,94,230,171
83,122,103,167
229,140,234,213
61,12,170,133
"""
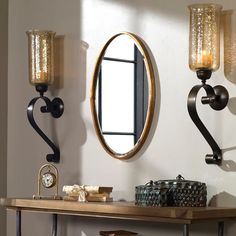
90,32,156,160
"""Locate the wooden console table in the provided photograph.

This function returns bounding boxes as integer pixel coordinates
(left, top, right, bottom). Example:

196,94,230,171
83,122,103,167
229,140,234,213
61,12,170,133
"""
1,198,236,236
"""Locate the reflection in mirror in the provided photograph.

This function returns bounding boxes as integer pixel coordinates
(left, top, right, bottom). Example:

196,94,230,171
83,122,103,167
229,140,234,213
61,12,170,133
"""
91,32,155,160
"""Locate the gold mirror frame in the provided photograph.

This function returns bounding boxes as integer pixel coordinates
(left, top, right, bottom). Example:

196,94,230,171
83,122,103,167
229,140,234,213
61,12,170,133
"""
90,32,156,160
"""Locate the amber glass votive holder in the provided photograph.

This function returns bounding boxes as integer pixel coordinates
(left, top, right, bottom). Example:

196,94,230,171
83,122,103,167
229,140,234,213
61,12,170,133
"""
26,30,56,86
188,4,222,72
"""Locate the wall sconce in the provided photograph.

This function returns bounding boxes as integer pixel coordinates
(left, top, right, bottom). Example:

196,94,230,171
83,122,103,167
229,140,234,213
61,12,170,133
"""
187,4,229,165
26,30,64,163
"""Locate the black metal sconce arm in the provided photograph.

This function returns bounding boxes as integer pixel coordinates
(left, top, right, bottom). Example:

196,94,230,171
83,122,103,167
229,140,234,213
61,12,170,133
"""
27,95,64,163
187,82,228,165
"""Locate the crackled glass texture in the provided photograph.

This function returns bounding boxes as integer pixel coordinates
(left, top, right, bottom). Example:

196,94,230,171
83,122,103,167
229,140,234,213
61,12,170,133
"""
188,4,222,72
26,30,55,85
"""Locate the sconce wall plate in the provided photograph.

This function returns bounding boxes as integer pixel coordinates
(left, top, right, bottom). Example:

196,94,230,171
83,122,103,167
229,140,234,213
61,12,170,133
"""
187,4,229,165
26,30,64,163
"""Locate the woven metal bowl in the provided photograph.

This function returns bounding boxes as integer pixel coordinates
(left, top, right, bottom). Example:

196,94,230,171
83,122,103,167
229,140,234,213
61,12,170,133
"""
135,175,207,207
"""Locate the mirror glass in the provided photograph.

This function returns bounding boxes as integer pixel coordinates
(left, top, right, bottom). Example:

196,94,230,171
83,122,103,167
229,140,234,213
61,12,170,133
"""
91,32,155,159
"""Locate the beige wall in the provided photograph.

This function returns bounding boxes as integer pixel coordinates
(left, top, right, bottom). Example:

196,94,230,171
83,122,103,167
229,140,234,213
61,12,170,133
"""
0,0,8,235
6,0,236,235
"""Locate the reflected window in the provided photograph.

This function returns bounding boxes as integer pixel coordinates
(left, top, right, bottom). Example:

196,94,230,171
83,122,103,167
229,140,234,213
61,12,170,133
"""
97,38,148,153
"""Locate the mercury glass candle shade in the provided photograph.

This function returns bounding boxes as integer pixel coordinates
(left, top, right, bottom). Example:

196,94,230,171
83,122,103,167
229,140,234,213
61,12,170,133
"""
26,30,56,86
188,4,222,72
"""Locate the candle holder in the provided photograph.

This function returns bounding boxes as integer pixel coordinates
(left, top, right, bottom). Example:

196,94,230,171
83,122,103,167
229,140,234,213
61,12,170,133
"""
187,4,229,165
26,30,64,163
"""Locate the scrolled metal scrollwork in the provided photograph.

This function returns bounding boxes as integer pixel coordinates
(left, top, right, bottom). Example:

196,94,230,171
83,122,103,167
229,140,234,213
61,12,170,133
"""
27,95,64,163
187,83,228,165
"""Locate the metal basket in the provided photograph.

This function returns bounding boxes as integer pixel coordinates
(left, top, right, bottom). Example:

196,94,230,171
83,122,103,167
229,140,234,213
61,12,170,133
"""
135,175,207,207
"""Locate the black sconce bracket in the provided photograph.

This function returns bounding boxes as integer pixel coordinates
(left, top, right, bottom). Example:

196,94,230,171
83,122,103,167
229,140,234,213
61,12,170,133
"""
187,70,229,165
27,86,64,163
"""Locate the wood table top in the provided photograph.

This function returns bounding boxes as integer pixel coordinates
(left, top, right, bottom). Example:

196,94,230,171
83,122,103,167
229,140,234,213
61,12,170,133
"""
1,198,236,224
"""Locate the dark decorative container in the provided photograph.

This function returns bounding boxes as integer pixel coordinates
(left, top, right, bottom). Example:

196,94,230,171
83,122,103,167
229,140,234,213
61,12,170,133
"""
135,175,207,207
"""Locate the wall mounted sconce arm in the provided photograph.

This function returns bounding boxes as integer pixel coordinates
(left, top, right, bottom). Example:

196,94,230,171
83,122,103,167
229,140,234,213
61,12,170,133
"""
27,89,64,163
26,30,64,163
187,80,228,165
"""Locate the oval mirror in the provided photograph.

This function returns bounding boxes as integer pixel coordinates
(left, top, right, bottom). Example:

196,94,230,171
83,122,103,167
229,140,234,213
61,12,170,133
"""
90,32,156,160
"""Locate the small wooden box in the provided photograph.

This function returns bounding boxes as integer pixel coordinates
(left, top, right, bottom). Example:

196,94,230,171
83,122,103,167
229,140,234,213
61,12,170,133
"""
99,230,138,236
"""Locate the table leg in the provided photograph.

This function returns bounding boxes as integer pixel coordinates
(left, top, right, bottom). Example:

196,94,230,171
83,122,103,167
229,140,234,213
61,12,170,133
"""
52,214,58,236
218,222,224,236
16,210,21,236
183,224,189,236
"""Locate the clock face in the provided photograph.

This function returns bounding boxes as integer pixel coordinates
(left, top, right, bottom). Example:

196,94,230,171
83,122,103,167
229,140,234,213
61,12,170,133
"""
41,172,56,188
